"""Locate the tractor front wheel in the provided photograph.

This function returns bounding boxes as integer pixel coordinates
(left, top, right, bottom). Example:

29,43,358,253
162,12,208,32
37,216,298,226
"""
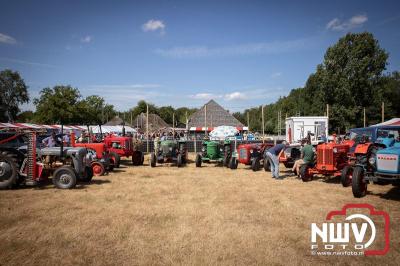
263,157,271,172
352,166,367,198
110,152,121,168
81,166,94,182
341,166,353,187
229,157,238,169
177,154,183,167
195,154,202,167
150,152,156,167
91,161,105,176
251,158,260,171
53,166,77,189
223,145,231,167
299,164,313,182
0,152,19,189
132,151,143,166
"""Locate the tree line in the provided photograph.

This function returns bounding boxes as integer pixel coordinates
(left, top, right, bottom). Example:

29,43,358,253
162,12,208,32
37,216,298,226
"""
233,32,400,133
1,32,399,132
0,72,197,126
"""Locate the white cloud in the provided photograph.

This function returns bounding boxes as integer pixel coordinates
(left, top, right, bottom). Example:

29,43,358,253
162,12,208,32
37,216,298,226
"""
326,14,368,31
270,72,282,78
0,57,56,68
142,19,165,33
0,33,17,44
224,92,247,101
189,93,222,100
80,35,92,43
89,84,161,89
154,37,314,58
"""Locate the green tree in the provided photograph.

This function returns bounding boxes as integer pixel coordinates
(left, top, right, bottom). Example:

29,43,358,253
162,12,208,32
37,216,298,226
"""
16,111,34,122
82,95,116,124
0,69,29,121
33,85,83,124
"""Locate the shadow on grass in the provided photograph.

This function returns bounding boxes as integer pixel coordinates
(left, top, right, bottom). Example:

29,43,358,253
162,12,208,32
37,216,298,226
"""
367,186,400,202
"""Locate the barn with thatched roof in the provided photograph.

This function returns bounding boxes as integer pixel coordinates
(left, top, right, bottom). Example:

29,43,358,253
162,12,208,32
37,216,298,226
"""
188,100,247,132
104,116,125,126
132,113,170,132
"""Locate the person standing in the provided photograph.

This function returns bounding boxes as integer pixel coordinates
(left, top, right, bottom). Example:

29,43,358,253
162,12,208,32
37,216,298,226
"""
265,141,287,179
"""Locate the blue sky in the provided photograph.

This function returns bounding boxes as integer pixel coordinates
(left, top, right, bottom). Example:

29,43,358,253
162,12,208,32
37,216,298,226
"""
1,0,400,112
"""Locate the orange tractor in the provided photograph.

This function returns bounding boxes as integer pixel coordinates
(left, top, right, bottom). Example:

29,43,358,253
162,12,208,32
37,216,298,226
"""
298,141,352,182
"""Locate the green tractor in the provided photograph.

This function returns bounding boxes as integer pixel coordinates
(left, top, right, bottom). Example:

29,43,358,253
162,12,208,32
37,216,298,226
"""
150,137,187,167
195,139,233,167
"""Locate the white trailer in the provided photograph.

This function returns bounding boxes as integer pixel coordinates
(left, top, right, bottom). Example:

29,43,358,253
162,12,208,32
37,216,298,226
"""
285,116,328,144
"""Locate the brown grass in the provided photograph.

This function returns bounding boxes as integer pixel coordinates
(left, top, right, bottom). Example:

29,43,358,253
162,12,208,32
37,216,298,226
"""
0,153,399,265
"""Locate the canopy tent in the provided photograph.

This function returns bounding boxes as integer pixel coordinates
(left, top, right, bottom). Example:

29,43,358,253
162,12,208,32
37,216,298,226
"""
372,118,400,127
209,125,239,140
89,125,137,134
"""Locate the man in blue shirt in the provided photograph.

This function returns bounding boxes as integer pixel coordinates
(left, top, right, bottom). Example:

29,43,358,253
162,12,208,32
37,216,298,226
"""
265,141,287,179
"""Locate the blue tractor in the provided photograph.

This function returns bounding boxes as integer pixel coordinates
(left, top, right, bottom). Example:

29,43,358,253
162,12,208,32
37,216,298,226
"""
351,128,400,197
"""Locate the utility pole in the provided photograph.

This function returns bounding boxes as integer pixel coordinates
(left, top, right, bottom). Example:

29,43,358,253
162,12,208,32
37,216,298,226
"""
172,113,175,136
247,112,250,131
363,107,366,127
146,104,149,153
130,111,132,126
382,102,385,123
204,104,207,135
261,105,265,144
326,104,329,118
185,111,188,131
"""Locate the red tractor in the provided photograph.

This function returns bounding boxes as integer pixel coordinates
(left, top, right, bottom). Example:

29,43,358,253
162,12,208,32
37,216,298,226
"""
70,133,112,176
298,142,351,182
103,134,144,166
233,143,273,171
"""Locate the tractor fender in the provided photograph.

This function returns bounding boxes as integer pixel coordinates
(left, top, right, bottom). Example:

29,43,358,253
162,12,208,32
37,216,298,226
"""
354,143,372,155
0,148,25,164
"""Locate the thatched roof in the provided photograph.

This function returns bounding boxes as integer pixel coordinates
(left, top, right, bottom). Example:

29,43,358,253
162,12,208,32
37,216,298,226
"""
104,116,125,126
188,100,243,128
132,113,170,132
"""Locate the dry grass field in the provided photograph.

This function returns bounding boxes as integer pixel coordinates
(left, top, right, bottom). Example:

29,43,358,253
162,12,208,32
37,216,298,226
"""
0,153,399,265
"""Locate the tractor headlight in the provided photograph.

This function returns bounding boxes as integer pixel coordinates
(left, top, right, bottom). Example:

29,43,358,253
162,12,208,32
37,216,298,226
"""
169,147,173,151
333,148,338,153
202,147,205,152
368,156,376,165
250,149,254,153
220,148,223,152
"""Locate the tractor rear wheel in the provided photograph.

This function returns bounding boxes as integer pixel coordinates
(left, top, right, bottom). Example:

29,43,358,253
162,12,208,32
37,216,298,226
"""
223,145,231,167
132,151,142,166
177,154,183,167
263,157,271,172
0,152,18,189
352,166,367,198
195,154,202,167
81,166,94,182
229,157,238,169
91,161,105,176
53,166,77,189
140,152,145,165
110,152,121,168
341,166,353,187
150,152,156,167
299,164,313,182
251,158,260,171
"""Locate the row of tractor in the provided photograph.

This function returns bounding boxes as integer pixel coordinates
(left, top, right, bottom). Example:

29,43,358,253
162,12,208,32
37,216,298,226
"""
276,125,400,198
1,124,399,198
0,127,143,189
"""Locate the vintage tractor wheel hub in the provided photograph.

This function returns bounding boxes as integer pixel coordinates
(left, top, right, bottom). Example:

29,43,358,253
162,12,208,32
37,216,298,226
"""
0,161,12,180
59,174,72,184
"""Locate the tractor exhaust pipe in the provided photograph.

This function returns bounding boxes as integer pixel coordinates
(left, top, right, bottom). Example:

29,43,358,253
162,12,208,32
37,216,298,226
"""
60,124,64,159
